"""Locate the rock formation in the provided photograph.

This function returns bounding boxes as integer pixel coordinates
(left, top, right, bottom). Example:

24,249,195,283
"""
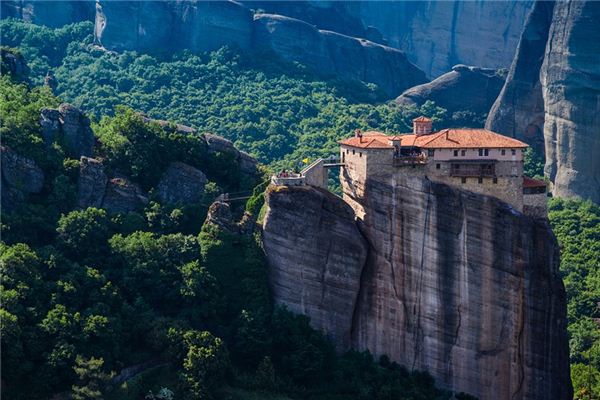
0,48,29,82
40,104,95,158
541,0,600,202
396,64,506,117
243,1,534,78
91,1,426,96
1,0,94,28
157,162,207,206
102,176,149,214
486,1,555,150
1,146,44,212
487,0,600,203
77,156,108,209
262,185,368,350
262,175,572,399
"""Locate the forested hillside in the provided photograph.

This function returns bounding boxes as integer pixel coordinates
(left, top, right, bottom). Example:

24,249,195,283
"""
0,54,455,399
1,16,598,400
0,19,484,169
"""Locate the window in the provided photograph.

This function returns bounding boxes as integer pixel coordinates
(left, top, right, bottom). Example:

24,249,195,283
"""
454,150,459,157
478,177,483,184
359,152,362,157
479,149,483,156
484,149,489,156
428,149,435,157
461,177,467,184
501,149,506,156
342,153,345,162
461,150,465,156
436,163,441,169
352,150,355,155
511,149,516,156
493,177,498,184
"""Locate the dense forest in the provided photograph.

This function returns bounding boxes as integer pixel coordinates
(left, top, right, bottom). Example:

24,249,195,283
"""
1,17,598,399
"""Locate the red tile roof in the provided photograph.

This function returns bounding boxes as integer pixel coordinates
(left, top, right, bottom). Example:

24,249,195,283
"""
340,128,528,150
523,176,547,188
400,129,528,149
413,116,432,122
339,135,393,149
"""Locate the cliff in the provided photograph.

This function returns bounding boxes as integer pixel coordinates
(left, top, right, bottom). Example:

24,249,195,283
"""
91,1,426,96
1,0,94,28
243,1,533,78
262,177,572,399
487,0,600,203
396,64,505,117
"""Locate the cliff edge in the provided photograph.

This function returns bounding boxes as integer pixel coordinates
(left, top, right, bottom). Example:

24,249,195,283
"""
262,177,572,399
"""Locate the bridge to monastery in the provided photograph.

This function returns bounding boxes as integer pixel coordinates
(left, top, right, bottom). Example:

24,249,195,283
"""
271,156,343,189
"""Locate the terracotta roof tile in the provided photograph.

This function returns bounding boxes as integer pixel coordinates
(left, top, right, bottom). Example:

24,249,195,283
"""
339,135,393,149
523,176,547,188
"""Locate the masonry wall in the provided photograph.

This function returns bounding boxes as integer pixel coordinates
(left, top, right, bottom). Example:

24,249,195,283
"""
433,148,525,162
524,193,548,218
302,159,328,189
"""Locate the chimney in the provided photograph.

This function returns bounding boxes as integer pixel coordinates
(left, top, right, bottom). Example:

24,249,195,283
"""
355,129,363,142
413,116,432,136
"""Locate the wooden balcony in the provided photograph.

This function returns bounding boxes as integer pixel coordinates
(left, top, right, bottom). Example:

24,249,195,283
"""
393,154,427,166
450,163,495,177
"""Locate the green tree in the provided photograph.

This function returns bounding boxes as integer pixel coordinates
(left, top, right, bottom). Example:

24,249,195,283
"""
71,356,114,400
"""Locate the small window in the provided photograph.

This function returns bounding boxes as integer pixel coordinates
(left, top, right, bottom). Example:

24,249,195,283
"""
453,150,459,157
501,149,506,156
359,152,362,158
428,149,435,157
493,177,498,184
484,149,489,156
352,150,355,155
511,149,516,156
436,163,441,170
461,150,465,156
461,177,467,184
478,177,483,184
479,149,484,156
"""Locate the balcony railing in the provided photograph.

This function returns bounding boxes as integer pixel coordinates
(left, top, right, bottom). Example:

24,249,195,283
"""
393,154,427,166
450,163,495,177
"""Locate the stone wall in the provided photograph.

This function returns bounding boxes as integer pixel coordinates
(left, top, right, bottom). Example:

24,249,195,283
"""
301,159,327,189
523,192,548,219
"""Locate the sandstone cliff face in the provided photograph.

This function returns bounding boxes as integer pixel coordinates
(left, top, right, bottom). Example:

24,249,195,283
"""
243,1,533,78
396,64,505,116
486,1,555,150
541,1,600,202
488,0,600,203
1,0,94,28
40,104,95,158
262,176,572,399
91,1,426,96
262,185,368,350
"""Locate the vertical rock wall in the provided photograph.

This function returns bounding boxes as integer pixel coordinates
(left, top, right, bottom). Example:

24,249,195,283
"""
262,175,572,399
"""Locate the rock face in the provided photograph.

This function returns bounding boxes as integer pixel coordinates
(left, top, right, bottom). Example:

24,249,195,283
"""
243,1,533,78
487,0,600,202
262,185,368,350
262,175,572,399
396,64,505,116
157,162,207,205
1,146,44,211
40,104,94,158
91,1,426,96
1,0,94,27
204,133,258,176
77,156,108,209
0,48,29,82
486,1,555,149
102,176,148,214
541,1,600,202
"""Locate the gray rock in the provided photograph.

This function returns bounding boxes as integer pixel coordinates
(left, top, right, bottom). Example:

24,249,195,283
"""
262,184,368,350
0,48,29,81
1,146,44,212
486,1,555,149
101,176,148,214
205,133,259,176
396,64,505,116
39,104,94,158
541,0,600,203
204,200,235,232
157,162,207,205
77,156,108,209
1,0,95,28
